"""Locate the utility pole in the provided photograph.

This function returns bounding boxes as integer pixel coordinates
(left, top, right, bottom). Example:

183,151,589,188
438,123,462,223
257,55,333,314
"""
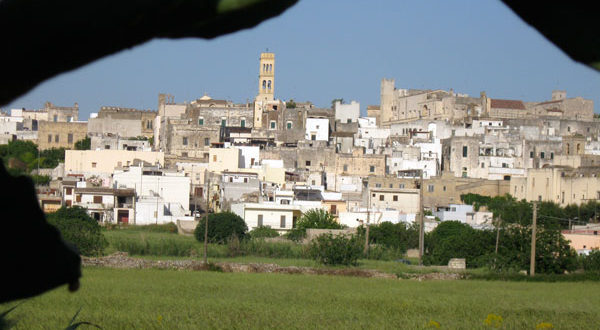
530,201,537,277
204,173,210,264
364,190,371,256
418,169,424,266
495,215,501,254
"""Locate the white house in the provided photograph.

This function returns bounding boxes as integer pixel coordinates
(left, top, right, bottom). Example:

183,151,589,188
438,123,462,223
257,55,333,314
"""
113,166,191,224
231,202,302,232
334,101,360,124
236,146,260,168
305,118,329,141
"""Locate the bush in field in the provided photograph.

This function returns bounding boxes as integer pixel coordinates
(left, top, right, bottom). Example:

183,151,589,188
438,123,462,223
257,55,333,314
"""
309,234,362,266
357,221,418,254
581,249,600,271
194,212,248,244
46,206,107,256
287,209,343,241
249,226,279,239
424,221,495,268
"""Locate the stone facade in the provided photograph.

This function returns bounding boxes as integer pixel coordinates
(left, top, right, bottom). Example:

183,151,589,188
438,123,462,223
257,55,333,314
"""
37,121,87,150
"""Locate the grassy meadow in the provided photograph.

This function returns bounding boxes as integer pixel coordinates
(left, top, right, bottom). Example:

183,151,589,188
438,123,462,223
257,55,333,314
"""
3,267,600,329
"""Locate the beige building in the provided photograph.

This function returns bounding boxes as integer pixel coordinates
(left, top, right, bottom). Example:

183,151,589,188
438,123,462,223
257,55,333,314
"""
335,148,386,177
511,166,600,206
369,188,420,214
37,121,87,150
208,148,241,173
65,150,164,174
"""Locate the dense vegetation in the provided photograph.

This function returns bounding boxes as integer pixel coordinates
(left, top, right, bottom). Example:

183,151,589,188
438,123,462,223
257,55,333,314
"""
286,209,343,241
309,234,362,265
194,212,248,244
74,136,91,150
248,226,279,239
46,206,107,256
358,221,419,255
0,140,64,178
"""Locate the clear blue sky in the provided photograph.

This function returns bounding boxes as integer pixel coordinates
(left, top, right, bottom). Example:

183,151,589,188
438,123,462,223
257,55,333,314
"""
5,0,600,118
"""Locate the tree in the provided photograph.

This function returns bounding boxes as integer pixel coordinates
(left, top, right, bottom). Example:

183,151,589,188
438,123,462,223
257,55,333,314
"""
331,98,344,109
287,209,343,241
39,147,65,168
46,206,107,256
194,212,248,244
285,99,296,109
74,136,91,150
358,221,419,254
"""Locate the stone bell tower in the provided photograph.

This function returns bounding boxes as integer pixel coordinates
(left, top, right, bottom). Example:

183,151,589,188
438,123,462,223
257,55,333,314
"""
254,52,275,127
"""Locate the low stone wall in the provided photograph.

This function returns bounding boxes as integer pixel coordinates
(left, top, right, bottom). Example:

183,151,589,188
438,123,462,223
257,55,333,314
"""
305,228,356,242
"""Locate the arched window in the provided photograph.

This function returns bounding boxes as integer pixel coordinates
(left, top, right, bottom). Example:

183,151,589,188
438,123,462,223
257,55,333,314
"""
269,64,272,72
262,80,266,90
267,80,271,90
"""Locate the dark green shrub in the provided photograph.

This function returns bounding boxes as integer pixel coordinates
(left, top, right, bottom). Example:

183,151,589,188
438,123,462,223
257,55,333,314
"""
46,206,107,256
249,226,279,239
309,234,362,266
357,221,418,254
285,228,306,242
194,212,248,244
580,249,600,271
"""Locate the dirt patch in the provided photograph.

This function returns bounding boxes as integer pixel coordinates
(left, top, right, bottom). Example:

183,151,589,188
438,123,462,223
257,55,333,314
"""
83,252,462,280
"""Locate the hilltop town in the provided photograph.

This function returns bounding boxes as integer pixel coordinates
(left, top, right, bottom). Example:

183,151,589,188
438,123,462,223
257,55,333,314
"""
2,52,599,254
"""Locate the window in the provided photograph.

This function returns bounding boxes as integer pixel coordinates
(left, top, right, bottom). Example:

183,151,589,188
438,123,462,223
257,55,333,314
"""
280,215,286,228
343,164,348,172
389,184,393,188
370,165,375,173
311,134,316,140
393,195,398,202
428,185,434,192
198,118,204,125
75,195,81,203
540,152,545,159
66,200,72,207
55,135,59,143
257,215,263,227
221,119,226,127
182,137,188,146
399,184,405,188
93,196,102,203
105,145,110,149
240,119,246,128
213,155,217,162
530,151,534,158
92,162,97,168
244,178,248,183
462,146,468,157
204,138,210,146
379,195,384,201
270,121,276,130
481,163,485,168
502,163,508,168
66,116,72,122
48,134,52,143
305,161,311,166
347,119,352,123
53,115,58,122
287,122,292,130
146,120,152,129
375,183,382,188
66,188,72,195
443,186,446,191
551,152,554,159
182,152,188,157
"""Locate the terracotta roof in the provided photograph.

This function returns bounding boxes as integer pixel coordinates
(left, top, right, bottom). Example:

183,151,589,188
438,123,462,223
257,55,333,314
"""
490,99,526,110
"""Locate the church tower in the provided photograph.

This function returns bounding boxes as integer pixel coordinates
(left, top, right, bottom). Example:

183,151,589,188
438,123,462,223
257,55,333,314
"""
254,52,275,127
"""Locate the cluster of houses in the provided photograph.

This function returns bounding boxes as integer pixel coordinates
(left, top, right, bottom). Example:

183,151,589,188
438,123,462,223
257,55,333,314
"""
2,52,600,253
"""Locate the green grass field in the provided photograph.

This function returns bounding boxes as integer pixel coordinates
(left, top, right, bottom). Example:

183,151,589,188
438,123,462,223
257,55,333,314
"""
3,267,600,329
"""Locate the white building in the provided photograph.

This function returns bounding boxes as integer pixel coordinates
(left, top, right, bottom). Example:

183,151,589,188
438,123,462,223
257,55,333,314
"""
231,202,302,232
335,101,360,124
305,118,329,141
113,166,191,224
236,146,260,168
